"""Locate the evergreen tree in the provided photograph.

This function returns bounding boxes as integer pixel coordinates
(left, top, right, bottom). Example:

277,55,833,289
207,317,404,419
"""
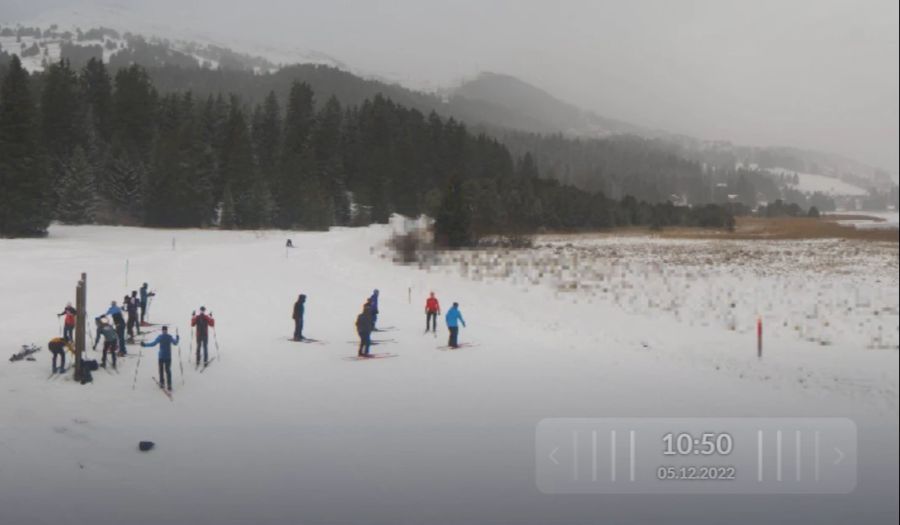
0,56,49,236
276,82,315,226
434,176,473,248
220,184,237,229
219,96,256,227
57,146,97,224
81,57,112,141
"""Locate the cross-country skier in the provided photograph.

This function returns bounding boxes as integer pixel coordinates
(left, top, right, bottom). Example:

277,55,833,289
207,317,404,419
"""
141,326,179,391
292,294,306,341
356,302,375,357
126,293,141,339
47,336,73,373
57,302,77,341
286,239,294,248
97,320,119,369
97,301,127,356
425,292,441,333
368,289,380,330
445,302,466,348
191,307,215,366
139,283,155,325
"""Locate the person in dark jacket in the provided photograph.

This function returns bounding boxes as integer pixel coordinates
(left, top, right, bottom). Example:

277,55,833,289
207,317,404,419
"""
98,301,127,356
356,303,375,357
141,326,180,391
139,283,155,324
191,307,215,366
292,294,306,341
368,289,380,330
126,292,141,339
57,303,77,341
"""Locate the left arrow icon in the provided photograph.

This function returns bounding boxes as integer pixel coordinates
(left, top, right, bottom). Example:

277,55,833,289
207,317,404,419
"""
549,447,560,465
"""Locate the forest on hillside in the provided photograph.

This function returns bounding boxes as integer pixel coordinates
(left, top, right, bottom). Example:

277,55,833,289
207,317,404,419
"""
0,55,740,240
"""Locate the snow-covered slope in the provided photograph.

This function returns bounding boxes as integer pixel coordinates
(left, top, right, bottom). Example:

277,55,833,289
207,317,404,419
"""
0,224,897,524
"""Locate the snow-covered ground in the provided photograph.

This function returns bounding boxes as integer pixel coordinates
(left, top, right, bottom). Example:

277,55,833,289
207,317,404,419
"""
766,166,870,196
1,224,897,524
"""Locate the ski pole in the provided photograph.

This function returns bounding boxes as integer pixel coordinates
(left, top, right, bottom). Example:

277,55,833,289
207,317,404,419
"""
131,343,143,391
176,327,185,386
212,326,221,361
190,325,195,368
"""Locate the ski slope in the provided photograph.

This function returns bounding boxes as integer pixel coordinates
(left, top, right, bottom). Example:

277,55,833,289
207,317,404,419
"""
1,224,897,524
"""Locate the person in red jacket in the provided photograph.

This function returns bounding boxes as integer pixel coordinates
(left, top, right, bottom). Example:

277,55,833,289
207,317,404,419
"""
57,303,76,341
191,306,215,366
425,292,441,333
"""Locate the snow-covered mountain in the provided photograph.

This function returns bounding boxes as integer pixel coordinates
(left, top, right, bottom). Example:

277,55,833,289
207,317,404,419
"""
1,2,347,73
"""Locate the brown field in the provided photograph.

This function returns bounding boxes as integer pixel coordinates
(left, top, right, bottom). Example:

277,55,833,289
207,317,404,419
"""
539,215,899,242
663,216,898,242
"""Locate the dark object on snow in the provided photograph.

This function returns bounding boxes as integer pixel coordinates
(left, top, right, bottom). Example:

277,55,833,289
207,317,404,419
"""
286,239,294,248
9,344,40,362
82,359,99,371
138,441,155,452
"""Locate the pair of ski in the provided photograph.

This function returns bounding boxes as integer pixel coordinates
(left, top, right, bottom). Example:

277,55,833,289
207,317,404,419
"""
195,357,216,373
287,337,326,345
10,344,40,362
437,342,478,351
345,353,397,361
151,378,174,401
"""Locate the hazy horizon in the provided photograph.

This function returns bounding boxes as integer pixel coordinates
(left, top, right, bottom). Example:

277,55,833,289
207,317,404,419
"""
2,0,898,173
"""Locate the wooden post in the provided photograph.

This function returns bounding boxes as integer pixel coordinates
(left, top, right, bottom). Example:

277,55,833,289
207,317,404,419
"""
75,273,86,380
757,316,763,359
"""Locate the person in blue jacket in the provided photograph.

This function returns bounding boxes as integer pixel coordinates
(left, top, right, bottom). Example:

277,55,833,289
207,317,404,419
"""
141,326,180,391
445,302,466,348
97,300,127,356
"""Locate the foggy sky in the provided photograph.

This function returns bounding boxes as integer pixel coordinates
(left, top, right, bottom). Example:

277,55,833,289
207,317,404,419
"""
3,0,898,172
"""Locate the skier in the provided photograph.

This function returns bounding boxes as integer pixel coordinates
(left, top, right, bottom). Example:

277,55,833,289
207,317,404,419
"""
285,239,294,248
47,336,73,373
356,302,375,357
57,302,77,341
191,307,215,366
425,292,441,333
292,294,306,341
125,293,141,340
97,320,119,369
97,301,127,356
141,326,179,391
139,283,155,325
368,289,380,330
445,302,466,348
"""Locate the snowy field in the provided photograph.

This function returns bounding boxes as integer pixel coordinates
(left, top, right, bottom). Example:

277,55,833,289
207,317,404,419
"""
1,224,898,525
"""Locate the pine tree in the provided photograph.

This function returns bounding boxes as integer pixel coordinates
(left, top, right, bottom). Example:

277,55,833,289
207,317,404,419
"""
219,96,258,228
81,57,112,141
0,56,50,237
434,176,473,248
57,146,97,224
276,82,314,227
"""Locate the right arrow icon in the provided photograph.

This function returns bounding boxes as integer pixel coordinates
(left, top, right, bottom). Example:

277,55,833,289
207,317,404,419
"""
833,447,845,465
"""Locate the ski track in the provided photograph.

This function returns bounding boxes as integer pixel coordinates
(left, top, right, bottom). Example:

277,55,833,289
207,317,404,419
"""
0,224,897,525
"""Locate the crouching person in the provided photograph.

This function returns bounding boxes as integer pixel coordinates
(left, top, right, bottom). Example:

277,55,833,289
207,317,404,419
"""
141,326,179,392
48,336,74,374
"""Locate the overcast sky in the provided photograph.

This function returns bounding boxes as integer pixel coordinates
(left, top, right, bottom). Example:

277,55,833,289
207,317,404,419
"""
3,0,898,172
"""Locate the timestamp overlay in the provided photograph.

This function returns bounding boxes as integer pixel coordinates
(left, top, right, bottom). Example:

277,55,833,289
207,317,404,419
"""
535,418,857,494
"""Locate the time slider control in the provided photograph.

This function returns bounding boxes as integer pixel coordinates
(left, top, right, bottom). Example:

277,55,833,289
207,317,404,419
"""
535,418,856,494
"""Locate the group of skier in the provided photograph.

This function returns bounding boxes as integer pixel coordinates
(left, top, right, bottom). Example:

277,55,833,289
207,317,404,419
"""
48,280,469,391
